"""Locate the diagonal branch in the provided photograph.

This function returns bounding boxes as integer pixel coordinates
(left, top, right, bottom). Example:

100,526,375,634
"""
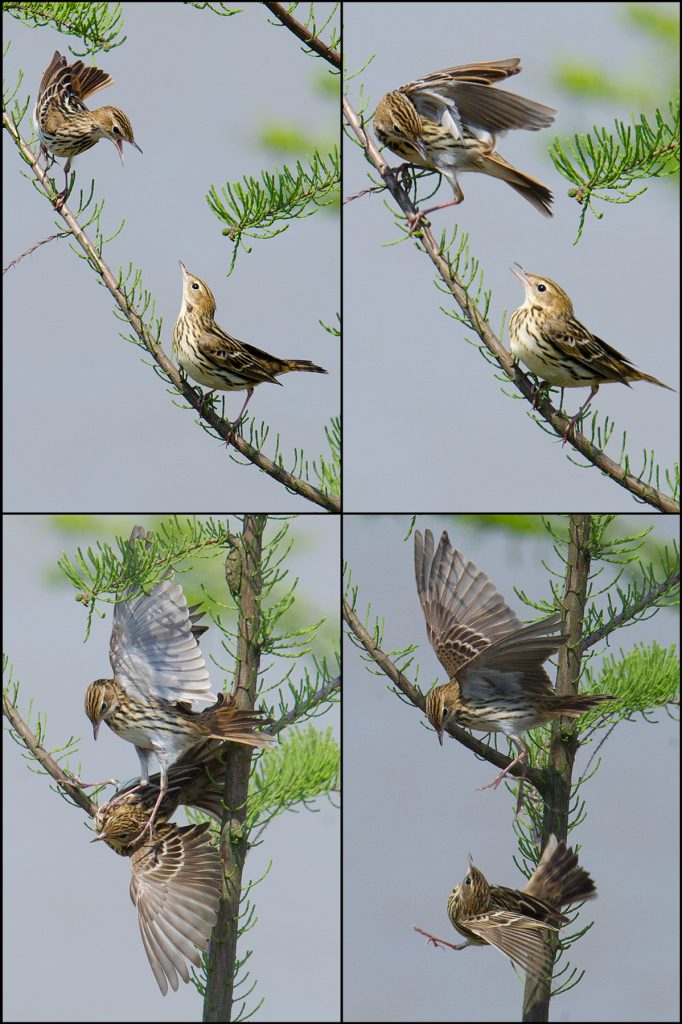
263,2,340,69
3,683,98,817
343,96,678,514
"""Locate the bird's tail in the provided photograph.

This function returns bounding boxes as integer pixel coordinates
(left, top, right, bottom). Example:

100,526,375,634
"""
199,694,273,749
481,152,553,217
525,835,597,909
628,368,676,391
280,359,328,375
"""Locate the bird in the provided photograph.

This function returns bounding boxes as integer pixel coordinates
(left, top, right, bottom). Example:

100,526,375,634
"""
414,834,597,979
34,50,141,209
414,528,615,792
94,739,234,831
509,265,675,442
93,784,222,995
84,528,272,841
373,58,556,225
172,261,328,444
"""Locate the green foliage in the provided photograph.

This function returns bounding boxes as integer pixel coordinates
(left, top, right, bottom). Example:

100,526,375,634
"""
246,725,339,834
585,641,679,710
207,148,340,272
184,2,242,16
313,416,341,495
4,1,126,53
549,101,680,243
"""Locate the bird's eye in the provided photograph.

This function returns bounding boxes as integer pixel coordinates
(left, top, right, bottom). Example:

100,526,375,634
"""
101,702,108,713
113,126,121,135
465,875,472,886
537,284,546,293
191,282,199,290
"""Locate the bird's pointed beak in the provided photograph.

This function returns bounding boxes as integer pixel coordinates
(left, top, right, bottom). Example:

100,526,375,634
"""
129,139,143,155
178,260,188,278
92,721,100,741
437,728,444,747
510,263,530,287
90,834,105,843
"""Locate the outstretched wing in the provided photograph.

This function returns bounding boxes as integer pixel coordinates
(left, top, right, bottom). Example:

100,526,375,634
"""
414,529,523,677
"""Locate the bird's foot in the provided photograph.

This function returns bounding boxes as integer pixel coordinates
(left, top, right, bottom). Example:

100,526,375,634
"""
413,925,467,952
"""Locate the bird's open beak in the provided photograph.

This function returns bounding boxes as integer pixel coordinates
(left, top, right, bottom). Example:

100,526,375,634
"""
510,263,529,286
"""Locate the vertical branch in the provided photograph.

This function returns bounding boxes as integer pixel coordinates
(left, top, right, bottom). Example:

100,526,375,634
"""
523,514,592,1022
203,515,267,1022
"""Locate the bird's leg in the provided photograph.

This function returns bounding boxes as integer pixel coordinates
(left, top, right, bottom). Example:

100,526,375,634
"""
197,388,216,418
53,158,73,211
130,775,167,846
413,925,469,952
479,738,528,793
563,385,599,445
224,387,254,448
407,188,464,235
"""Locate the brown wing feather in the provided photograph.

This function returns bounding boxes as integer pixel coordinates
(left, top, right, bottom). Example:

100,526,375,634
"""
463,910,556,979
414,528,524,678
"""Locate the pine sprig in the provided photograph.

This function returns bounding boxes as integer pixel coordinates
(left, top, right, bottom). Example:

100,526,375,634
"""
4,2,126,54
549,101,680,242
208,148,340,271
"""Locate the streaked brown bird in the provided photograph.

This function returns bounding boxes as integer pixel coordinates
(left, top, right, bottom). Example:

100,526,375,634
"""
94,740,233,831
172,262,328,444
84,530,272,840
509,266,675,442
34,50,141,209
93,775,222,995
373,58,556,225
415,834,597,979
414,528,615,791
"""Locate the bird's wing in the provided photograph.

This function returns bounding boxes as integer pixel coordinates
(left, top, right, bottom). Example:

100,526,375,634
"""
402,61,555,137
459,614,566,700
414,529,524,678
130,823,221,995
197,322,286,386
109,577,213,705
463,909,557,978
542,314,637,384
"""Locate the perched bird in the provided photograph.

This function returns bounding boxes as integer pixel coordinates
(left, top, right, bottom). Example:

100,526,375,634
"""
84,530,272,840
93,783,222,995
373,58,556,225
172,262,328,444
509,265,675,442
34,50,141,209
415,834,597,979
414,529,614,791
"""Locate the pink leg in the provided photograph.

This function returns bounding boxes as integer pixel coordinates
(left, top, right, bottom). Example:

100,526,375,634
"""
479,745,528,793
413,925,468,952
224,387,254,448
130,776,167,845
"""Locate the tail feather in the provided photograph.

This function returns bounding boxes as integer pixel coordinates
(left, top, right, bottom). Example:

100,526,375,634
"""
281,359,328,375
525,835,597,908
481,152,553,217
551,692,615,719
197,694,273,749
